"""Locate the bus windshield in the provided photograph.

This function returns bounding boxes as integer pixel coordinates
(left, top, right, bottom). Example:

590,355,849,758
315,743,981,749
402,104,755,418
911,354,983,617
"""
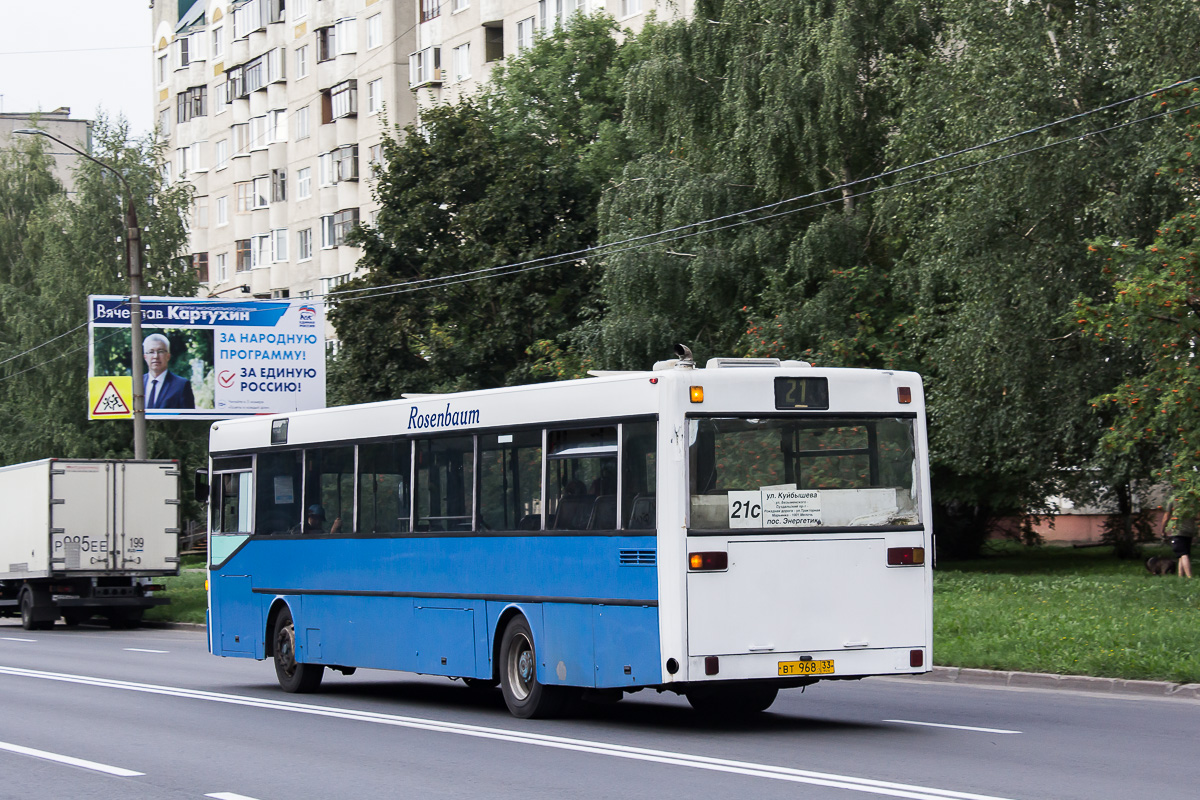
688,416,920,530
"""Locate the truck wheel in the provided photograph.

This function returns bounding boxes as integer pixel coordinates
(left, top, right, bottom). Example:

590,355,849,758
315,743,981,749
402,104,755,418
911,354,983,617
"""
19,588,52,631
273,607,324,693
498,615,570,718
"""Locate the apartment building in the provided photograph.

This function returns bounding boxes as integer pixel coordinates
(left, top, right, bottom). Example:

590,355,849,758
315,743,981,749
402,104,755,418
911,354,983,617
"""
154,0,688,323
0,108,91,195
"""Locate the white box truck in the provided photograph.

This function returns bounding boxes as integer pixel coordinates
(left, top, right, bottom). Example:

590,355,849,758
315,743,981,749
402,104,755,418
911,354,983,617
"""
0,459,180,629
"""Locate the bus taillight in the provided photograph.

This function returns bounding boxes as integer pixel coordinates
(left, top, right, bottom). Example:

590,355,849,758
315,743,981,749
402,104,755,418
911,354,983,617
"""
887,547,925,566
689,552,728,571
910,649,924,668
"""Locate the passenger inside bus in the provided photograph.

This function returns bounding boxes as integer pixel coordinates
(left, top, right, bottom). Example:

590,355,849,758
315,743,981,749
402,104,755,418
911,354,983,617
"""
303,504,341,534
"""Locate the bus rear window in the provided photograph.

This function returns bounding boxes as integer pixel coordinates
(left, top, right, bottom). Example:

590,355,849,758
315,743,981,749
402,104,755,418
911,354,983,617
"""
688,417,919,530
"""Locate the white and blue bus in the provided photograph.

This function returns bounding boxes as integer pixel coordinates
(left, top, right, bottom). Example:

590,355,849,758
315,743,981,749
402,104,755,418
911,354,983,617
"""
205,352,932,717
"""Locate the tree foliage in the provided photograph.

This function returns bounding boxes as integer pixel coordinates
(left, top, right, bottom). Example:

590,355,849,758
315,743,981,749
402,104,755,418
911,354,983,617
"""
0,116,200,469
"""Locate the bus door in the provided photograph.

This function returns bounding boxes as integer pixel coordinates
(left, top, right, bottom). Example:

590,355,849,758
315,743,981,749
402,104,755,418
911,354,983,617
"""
685,416,927,659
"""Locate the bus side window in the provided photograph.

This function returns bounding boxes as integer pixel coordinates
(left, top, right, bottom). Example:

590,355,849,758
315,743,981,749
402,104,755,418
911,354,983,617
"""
304,446,354,533
478,431,542,531
255,450,303,536
359,440,412,534
547,426,617,530
415,436,475,532
622,421,656,530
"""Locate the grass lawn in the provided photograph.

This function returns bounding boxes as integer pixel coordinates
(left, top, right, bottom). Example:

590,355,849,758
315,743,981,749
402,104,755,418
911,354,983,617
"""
145,556,206,625
935,544,1200,684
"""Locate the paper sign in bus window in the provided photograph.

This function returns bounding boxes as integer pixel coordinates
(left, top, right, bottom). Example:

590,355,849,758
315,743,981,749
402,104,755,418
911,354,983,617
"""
274,475,295,504
762,488,823,527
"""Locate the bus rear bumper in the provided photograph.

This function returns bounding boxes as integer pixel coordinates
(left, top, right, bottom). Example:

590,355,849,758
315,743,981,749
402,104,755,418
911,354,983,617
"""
682,646,931,684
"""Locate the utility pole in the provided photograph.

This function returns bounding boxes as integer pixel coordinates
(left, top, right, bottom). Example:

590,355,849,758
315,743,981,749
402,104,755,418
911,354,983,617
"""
13,128,148,459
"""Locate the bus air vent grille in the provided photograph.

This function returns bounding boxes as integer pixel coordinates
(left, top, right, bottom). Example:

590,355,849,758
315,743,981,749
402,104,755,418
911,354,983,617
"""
619,549,656,566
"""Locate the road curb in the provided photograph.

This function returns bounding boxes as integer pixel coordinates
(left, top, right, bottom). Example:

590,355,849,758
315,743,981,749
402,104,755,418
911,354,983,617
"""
903,666,1200,701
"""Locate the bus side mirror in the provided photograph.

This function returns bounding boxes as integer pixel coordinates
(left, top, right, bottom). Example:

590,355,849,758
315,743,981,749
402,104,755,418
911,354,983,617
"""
194,469,209,504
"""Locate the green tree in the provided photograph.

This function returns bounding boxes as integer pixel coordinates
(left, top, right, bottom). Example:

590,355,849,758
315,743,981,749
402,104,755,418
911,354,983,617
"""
328,13,631,400
882,0,1200,555
1076,102,1200,524
0,116,201,472
582,0,936,369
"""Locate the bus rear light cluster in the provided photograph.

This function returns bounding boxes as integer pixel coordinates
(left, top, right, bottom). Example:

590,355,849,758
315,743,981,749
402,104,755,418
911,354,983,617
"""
887,547,925,566
910,649,924,668
689,551,728,571
897,387,912,404
705,656,720,675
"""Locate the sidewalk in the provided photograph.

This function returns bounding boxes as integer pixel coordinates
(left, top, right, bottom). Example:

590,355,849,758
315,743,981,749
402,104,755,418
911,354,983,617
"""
901,665,1200,701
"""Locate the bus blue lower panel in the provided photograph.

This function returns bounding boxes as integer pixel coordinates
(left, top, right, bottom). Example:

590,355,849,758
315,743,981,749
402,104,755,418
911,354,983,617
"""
211,535,661,689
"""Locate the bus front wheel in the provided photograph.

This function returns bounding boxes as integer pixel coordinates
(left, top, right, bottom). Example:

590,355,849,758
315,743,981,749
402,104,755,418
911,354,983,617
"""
273,607,324,693
685,684,779,716
499,616,568,719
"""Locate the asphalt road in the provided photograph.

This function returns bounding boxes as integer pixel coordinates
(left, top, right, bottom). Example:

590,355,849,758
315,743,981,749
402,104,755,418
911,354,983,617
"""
0,619,1195,800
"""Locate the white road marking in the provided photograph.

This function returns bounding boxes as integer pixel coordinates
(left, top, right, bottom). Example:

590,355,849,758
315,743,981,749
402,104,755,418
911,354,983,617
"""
885,720,1022,735
123,648,169,654
206,793,263,800
1,637,37,642
0,664,1019,800
0,740,144,777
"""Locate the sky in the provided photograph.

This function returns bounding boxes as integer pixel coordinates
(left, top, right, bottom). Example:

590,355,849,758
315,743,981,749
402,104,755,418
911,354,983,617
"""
0,0,153,135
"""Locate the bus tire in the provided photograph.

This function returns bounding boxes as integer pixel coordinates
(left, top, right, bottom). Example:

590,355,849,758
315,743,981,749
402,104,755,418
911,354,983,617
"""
273,607,324,693
19,587,52,631
685,684,778,717
499,616,567,719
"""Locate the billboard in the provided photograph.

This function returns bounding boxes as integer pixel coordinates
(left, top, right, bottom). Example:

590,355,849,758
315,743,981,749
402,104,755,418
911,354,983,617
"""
88,295,327,421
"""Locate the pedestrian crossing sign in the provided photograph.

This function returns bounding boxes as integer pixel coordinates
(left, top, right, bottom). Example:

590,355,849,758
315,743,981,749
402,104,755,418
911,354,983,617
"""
89,376,133,420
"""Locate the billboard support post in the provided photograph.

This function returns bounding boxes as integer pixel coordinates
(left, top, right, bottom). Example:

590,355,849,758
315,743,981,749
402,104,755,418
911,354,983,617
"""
14,128,147,459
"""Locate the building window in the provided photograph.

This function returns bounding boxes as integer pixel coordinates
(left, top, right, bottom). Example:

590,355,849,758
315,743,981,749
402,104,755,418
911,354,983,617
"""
297,166,312,198
157,53,169,84
174,35,190,69
321,273,352,294
194,195,209,228
216,252,229,282
253,175,270,209
215,139,229,169
269,0,286,24
176,146,190,179
213,82,228,114
321,145,358,185
367,13,383,49
194,252,210,283
321,208,360,248
236,239,252,271
620,0,642,16
272,228,288,262
317,26,336,62
253,233,271,267
293,0,308,19
296,44,309,78
453,0,469,11
295,105,310,139
298,228,313,260
408,47,442,87
268,109,288,142
217,195,229,225
267,47,286,83
158,107,170,136
236,182,253,213
516,17,534,52
271,168,287,202
233,0,268,39
421,0,440,23
212,25,224,59
453,43,470,82
249,115,268,150
176,85,207,124
367,78,383,114
369,143,383,165
336,18,357,53
232,123,249,155
328,80,357,120
485,26,504,62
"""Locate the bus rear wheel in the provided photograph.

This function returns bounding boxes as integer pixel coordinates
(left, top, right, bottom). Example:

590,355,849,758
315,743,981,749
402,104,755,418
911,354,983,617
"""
499,616,568,719
685,684,779,717
273,607,324,693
